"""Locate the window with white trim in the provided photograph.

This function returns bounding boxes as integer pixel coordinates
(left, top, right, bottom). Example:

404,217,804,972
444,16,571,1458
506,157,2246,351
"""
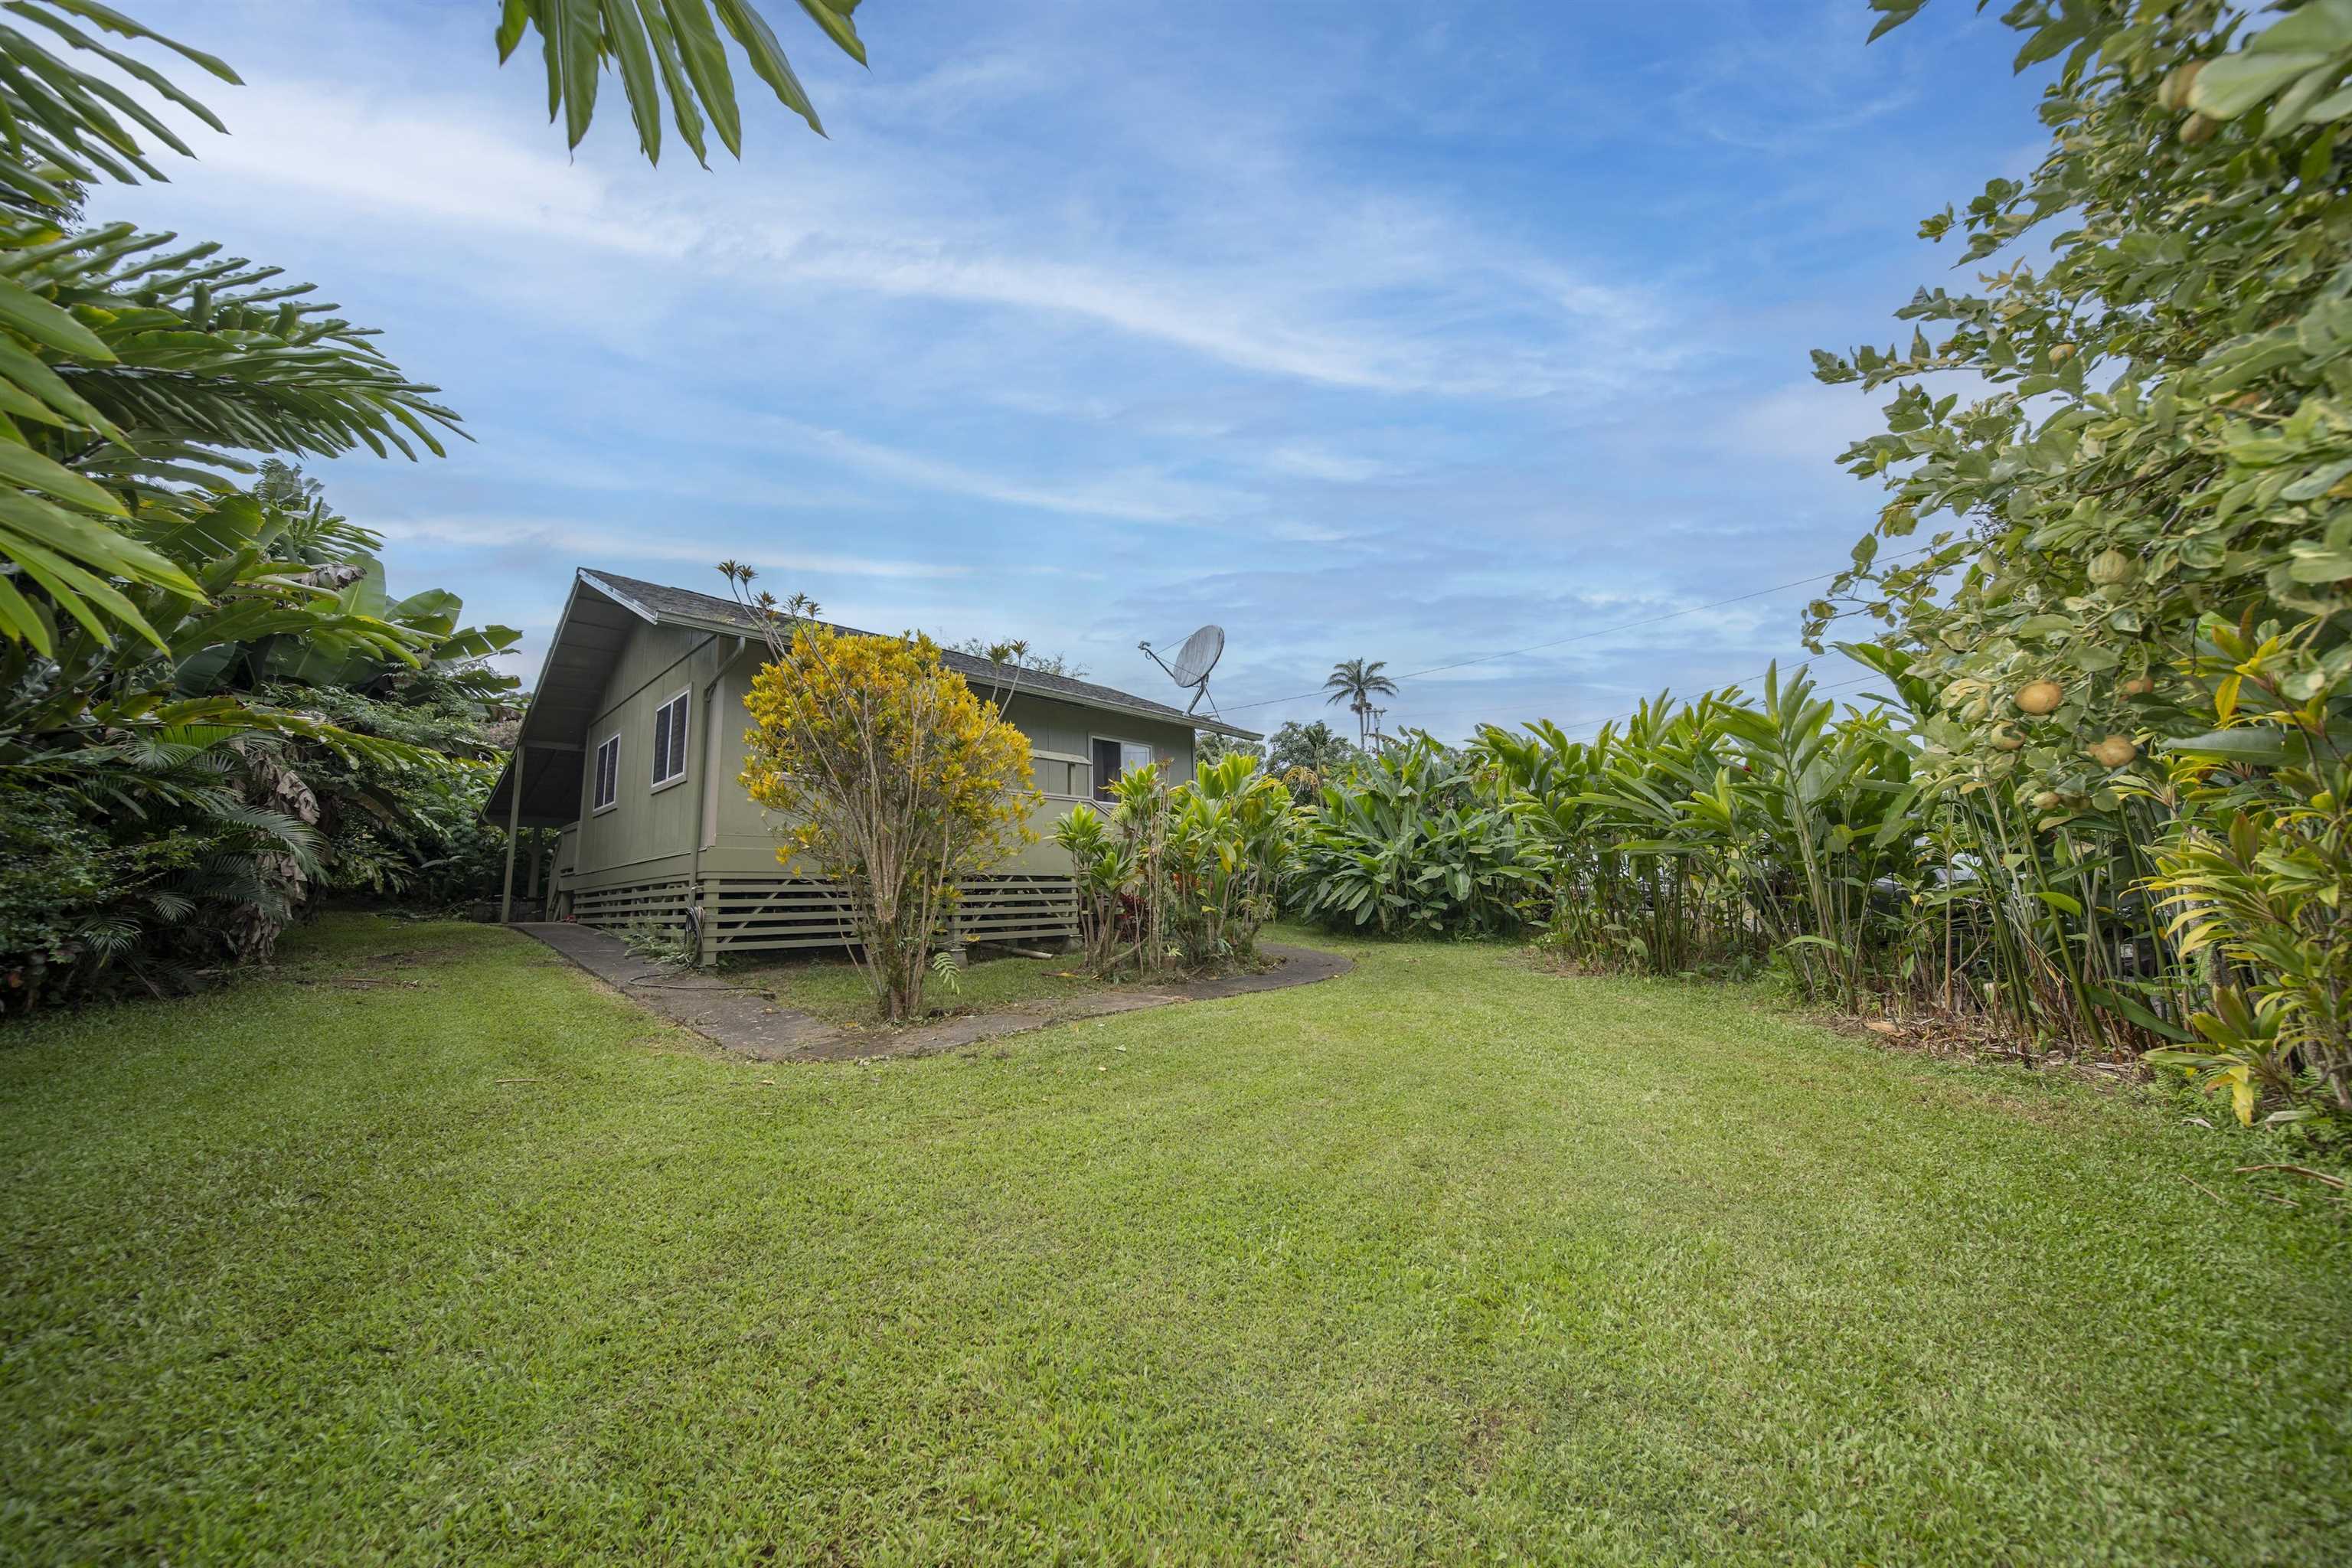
1090,738,1158,802
650,689,689,789
591,733,620,812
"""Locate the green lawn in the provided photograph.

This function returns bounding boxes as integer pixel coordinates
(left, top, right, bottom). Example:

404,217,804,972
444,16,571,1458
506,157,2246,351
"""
2,916,2347,1564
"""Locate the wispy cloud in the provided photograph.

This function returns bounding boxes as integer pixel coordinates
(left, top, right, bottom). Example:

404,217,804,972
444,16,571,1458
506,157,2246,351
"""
374,515,982,578
762,418,1247,524
132,67,1677,403
119,0,2032,741
1260,443,1395,484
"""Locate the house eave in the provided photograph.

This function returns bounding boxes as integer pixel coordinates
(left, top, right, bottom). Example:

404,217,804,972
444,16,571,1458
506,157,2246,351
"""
616,599,1263,742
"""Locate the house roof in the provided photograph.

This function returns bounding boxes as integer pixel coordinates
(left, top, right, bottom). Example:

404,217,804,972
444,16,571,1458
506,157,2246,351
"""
484,568,1257,828
582,570,1258,737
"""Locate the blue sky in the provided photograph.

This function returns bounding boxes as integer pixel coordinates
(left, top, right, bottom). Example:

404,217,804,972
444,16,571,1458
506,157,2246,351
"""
126,0,2041,742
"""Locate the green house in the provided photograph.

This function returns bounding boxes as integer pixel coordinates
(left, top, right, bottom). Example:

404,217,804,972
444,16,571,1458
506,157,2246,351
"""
486,570,1259,962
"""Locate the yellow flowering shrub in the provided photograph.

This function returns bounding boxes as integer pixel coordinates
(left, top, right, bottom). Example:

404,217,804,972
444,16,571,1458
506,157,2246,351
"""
740,622,1037,1021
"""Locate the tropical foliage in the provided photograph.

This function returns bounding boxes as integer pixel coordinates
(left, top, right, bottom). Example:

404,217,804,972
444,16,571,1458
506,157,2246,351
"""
1194,729,1264,771
0,0,849,656
0,0,846,1012
1290,737,1533,938
1283,0,2352,1129
733,578,1040,1022
1053,751,1298,976
1263,717,1358,803
1793,0,2352,1123
496,0,867,158
1,469,520,1009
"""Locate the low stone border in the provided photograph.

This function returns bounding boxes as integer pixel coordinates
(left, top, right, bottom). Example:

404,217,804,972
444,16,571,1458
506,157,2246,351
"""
513,923,1352,1063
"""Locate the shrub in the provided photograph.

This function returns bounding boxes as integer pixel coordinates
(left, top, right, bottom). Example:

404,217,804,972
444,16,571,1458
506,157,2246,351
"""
1289,738,1533,938
1055,752,1298,976
734,595,1037,1023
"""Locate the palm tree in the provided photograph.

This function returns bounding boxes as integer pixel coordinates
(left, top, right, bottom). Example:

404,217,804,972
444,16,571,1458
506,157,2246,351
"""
1324,658,1399,750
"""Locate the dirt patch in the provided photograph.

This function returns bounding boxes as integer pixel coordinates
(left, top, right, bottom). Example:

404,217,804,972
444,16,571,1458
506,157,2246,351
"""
1462,1405,1534,1488
516,923,1352,1064
1805,1012,2150,1129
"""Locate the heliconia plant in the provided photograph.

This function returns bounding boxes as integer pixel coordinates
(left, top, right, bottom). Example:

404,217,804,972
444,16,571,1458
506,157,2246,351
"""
1279,639,2340,1126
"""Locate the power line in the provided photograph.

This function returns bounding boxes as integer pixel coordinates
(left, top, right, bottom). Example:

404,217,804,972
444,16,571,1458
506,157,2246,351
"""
1218,544,1932,717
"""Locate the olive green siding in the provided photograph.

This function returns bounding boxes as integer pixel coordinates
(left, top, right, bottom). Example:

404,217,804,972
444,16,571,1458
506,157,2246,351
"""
564,623,735,893
559,625,1197,893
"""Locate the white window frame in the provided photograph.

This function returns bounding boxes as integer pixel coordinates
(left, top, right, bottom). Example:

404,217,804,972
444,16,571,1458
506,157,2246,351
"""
591,731,621,815
649,687,691,793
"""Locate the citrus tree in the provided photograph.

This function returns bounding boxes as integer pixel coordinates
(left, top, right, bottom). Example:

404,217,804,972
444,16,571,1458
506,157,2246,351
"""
732,584,1038,1022
1808,0,2352,1118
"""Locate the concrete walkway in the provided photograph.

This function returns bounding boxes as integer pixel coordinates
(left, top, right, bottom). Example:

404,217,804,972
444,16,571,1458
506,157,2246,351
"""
514,923,1352,1063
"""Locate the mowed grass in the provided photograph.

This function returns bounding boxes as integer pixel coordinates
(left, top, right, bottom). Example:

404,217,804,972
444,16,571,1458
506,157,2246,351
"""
2,917,2347,1565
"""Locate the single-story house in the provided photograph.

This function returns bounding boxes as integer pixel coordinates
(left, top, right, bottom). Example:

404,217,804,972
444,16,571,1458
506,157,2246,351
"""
485,570,1259,963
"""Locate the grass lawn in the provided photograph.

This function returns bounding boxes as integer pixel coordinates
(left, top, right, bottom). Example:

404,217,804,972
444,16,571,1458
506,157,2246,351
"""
727,946,1111,1029
3,916,2348,1564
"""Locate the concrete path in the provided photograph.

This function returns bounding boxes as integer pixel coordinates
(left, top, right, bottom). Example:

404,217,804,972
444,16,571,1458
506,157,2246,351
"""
514,923,1352,1063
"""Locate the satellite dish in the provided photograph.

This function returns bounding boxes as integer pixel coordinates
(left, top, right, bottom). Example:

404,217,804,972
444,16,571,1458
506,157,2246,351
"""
1140,623,1226,716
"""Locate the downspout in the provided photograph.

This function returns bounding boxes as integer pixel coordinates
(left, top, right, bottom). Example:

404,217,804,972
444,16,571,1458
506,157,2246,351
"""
499,742,525,923
690,637,746,966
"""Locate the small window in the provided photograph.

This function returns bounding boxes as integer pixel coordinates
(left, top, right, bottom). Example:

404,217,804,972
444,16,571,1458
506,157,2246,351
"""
592,733,620,812
650,690,689,789
1090,739,1158,802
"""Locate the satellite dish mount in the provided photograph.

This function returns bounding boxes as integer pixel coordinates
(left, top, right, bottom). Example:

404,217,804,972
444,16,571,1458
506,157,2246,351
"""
1140,624,1226,717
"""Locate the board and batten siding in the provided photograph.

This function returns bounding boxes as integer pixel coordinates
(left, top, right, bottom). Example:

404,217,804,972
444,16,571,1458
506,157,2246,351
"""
567,622,734,893
563,622,1199,892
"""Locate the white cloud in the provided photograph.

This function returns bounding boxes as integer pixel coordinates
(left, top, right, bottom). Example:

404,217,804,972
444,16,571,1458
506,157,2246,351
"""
374,515,973,579
137,67,1678,403
1260,443,1393,483
1723,381,1883,469
762,418,1247,525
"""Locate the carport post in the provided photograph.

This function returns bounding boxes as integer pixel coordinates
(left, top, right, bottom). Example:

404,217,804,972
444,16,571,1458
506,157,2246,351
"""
499,743,524,923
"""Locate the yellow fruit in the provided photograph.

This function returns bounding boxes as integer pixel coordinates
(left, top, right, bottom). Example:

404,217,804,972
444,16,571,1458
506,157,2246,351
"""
2050,341,2077,364
2086,547,2133,586
2017,679,2065,716
1989,724,2025,752
2031,789,2064,811
2180,113,2218,145
2088,734,2138,769
2158,59,2204,113
2118,674,2154,698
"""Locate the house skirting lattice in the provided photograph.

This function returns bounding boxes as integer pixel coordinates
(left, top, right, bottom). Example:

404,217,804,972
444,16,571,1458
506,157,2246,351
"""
570,872,1079,958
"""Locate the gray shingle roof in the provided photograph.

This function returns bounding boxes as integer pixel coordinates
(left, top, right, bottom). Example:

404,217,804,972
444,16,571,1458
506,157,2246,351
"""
579,570,1259,740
